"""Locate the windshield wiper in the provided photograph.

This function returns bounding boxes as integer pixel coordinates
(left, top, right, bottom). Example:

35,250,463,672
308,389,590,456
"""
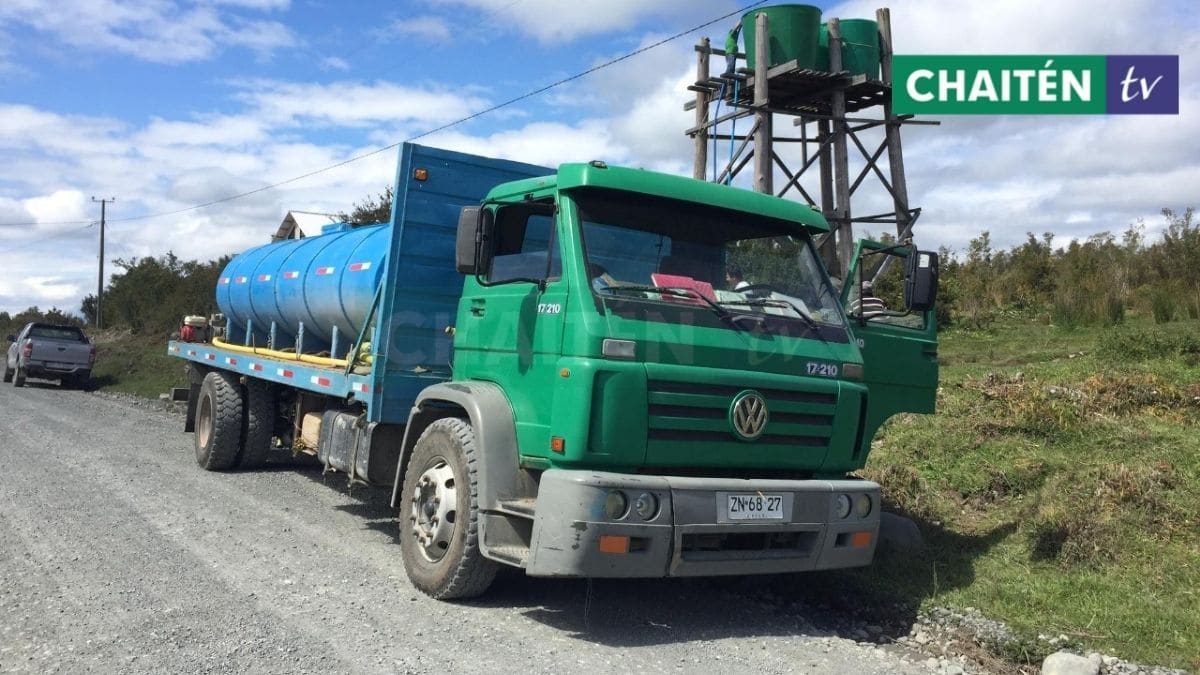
598,285,747,326
719,288,821,332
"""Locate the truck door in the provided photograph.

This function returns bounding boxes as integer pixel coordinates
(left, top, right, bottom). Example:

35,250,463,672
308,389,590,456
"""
839,240,939,442
455,200,567,456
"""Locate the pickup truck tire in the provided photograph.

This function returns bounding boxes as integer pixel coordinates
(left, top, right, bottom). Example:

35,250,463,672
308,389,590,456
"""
13,367,26,388
2,360,11,383
194,371,244,471
237,380,276,469
399,417,497,600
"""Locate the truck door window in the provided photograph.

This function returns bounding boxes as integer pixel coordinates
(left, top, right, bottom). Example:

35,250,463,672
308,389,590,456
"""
847,250,927,330
487,202,561,283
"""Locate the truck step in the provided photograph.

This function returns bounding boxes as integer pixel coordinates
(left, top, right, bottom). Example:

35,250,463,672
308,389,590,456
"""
496,497,537,519
486,544,530,567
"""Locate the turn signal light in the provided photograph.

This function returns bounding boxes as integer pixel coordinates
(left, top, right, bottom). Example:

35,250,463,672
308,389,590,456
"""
550,436,565,453
851,531,873,548
598,535,629,554
413,168,429,181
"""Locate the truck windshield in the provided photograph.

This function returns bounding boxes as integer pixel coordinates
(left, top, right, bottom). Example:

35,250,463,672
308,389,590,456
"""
575,189,846,339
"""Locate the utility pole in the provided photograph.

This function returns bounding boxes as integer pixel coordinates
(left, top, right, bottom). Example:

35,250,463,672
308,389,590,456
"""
91,196,115,329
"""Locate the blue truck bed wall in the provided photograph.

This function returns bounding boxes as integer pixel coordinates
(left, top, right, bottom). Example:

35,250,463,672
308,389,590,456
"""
174,143,552,423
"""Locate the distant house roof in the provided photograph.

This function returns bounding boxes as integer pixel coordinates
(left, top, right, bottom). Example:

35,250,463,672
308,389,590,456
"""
272,210,339,241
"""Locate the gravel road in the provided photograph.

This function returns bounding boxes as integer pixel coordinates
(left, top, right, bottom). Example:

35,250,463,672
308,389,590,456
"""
0,381,944,674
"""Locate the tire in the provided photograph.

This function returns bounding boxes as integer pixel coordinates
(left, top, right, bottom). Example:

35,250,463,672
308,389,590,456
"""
237,379,276,469
194,371,244,471
399,418,498,600
2,359,11,383
60,375,74,389
13,367,25,388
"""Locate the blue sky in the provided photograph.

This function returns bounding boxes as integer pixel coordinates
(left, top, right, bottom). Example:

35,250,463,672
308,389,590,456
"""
0,0,1196,315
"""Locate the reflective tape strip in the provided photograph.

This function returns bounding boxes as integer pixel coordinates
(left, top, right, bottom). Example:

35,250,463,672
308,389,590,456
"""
310,376,331,387
277,368,294,378
204,353,216,361
234,276,247,284
225,357,237,366
283,271,299,280
315,266,336,276
352,382,370,394
349,262,371,272
186,350,197,357
219,277,230,285
257,274,272,282
249,363,263,372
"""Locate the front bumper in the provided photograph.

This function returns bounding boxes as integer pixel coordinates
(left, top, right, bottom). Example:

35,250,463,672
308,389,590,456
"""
525,469,879,578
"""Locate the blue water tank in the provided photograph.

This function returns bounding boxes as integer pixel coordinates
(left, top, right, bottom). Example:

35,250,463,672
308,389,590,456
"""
216,222,388,354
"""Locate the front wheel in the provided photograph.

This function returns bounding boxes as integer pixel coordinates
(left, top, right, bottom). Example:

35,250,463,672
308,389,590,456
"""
399,418,497,600
1,359,11,383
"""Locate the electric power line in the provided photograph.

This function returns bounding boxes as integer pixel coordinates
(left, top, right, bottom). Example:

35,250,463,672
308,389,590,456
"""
0,2,766,243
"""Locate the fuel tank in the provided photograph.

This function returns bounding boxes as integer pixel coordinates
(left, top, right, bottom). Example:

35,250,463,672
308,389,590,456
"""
216,222,387,354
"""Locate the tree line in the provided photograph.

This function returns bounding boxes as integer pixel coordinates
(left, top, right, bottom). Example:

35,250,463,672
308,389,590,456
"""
2,204,1194,340
934,207,1198,329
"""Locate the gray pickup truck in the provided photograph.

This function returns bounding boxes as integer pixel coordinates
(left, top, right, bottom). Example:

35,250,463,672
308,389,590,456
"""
4,322,95,389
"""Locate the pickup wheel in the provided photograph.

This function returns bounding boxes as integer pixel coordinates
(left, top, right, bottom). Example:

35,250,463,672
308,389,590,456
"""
194,371,244,471
237,379,276,469
2,360,11,383
399,417,497,600
13,367,26,388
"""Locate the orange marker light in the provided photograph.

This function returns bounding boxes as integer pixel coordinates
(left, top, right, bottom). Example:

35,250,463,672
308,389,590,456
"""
413,168,429,181
598,535,629,554
559,368,570,378
550,436,566,453
851,531,873,548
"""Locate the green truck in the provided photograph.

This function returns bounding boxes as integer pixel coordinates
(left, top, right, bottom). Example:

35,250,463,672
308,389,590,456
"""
170,143,939,599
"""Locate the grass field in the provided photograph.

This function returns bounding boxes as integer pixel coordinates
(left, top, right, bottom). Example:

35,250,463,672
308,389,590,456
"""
825,316,1200,669
90,329,187,398
86,320,1199,668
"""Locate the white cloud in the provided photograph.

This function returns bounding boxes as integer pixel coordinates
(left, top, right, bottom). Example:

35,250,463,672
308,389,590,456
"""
321,56,350,71
0,0,294,63
231,79,489,128
387,15,453,42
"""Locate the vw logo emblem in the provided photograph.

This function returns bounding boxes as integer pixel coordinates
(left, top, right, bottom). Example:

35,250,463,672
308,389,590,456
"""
729,391,769,441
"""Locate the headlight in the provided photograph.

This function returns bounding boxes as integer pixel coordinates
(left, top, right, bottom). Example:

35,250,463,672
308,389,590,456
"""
834,493,852,519
854,493,873,518
633,492,658,520
604,490,629,520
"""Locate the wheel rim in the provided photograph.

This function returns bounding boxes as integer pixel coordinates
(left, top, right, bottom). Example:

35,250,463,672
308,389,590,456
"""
197,393,213,449
408,459,458,563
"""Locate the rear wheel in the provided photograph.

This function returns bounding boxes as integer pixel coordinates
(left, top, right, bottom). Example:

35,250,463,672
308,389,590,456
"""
13,367,26,388
194,371,244,471
399,418,497,599
237,379,277,469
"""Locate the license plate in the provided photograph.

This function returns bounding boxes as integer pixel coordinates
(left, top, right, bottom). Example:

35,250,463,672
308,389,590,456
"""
726,493,785,520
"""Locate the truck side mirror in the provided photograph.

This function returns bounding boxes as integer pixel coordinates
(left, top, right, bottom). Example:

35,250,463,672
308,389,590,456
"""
455,207,495,275
904,249,939,312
